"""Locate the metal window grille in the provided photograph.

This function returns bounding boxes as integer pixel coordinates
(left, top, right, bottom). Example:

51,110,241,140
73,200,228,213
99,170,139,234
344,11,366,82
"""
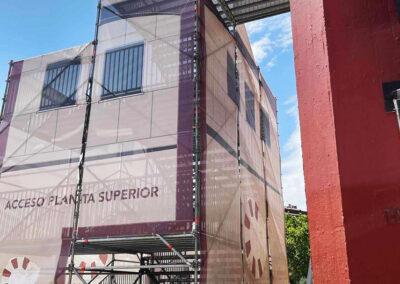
260,106,270,147
40,58,81,110
245,83,255,130
102,43,144,99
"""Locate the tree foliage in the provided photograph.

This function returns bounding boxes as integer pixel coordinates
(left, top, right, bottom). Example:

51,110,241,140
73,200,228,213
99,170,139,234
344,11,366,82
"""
285,213,310,283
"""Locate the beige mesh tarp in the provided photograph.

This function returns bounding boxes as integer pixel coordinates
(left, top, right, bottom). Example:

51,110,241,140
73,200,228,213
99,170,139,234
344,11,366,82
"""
0,1,287,283
200,3,288,283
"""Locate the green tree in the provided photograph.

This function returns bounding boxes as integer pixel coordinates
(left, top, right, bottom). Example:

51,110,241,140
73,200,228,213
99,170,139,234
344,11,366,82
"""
285,213,310,283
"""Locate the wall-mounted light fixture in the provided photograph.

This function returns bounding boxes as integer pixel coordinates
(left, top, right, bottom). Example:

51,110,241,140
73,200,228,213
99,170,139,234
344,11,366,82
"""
382,81,400,134
392,89,400,133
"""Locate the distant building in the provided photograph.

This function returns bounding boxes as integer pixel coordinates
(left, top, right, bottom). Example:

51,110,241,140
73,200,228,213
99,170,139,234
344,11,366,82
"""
285,204,307,216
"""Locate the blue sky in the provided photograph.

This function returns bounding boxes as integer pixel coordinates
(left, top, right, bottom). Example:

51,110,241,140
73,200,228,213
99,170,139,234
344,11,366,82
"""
0,2,306,209
246,14,306,209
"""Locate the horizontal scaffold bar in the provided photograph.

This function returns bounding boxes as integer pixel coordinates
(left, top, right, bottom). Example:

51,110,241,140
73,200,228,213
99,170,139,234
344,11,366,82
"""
72,264,192,271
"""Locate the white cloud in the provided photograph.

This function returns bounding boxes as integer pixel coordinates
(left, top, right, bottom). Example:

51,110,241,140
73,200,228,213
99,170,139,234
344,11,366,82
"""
276,16,293,50
247,13,293,69
264,13,292,35
281,96,307,210
245,20,268,36
266,56,277,69
283,95,297,106
252,33,273,64
246,15,305,209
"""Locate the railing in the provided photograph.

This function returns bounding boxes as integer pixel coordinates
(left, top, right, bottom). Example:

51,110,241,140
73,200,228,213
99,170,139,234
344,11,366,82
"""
98,274,139,284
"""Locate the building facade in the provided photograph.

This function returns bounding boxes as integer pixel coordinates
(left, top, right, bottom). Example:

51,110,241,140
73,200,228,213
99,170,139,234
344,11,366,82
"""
0,1,287,283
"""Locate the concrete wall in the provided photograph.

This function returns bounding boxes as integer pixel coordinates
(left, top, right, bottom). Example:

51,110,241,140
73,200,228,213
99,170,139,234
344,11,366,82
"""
291,0,400,282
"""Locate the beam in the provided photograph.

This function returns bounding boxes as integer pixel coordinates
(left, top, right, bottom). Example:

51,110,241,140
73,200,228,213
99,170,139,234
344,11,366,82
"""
233,3,290,24
215,0,236,25
213,0,290,26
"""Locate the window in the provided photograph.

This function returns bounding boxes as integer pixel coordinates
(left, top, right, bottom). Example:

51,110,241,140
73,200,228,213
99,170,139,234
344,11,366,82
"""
260,106,271,147
40,58,81,110
102,43,144,99
227,53,240,109
245,83,255,130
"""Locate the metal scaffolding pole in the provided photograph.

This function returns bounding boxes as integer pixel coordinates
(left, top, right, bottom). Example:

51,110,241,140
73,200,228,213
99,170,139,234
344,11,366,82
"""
0,60,14,122
233,26,246,284
67,1,102,283
76,264,191,271
193,0,202,283
155,234,192,267
65,1,201,283
258,66,274,279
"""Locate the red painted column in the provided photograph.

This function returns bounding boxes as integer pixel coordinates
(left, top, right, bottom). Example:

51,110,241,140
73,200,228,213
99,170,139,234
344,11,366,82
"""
291,0,400,283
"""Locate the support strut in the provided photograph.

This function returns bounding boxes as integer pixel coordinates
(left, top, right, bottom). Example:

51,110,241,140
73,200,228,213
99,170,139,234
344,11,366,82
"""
68,1,102,284
67,1,201,283
155,234,192,267
193,0,202,283
0,60,14,122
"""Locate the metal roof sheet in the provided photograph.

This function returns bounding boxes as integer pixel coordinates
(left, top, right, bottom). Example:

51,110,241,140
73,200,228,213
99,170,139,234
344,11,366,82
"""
212,0,290,26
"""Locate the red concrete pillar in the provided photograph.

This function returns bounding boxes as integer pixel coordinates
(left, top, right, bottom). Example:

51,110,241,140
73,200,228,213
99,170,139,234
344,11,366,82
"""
291,0,400,283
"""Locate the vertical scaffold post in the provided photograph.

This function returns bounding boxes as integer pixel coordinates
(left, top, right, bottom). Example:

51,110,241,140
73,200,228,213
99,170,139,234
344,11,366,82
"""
233,27,239,170
0,60,14,122
257,66,273,279
233,26,246,284
68,1,102,283
193,0,201,283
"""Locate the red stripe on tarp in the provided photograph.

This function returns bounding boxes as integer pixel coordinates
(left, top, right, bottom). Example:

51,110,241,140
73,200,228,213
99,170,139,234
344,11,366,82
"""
258,258,263,277
99,254,108,265
11,258,18,269
252,257,256,278
244,214,251,229
22,257,30,270
245,240,251,257
2,269,11,277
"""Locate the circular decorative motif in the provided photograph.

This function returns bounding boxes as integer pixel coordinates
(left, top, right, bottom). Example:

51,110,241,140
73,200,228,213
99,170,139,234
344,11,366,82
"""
77,254,108,280
1,257,40,284
243,198,266,280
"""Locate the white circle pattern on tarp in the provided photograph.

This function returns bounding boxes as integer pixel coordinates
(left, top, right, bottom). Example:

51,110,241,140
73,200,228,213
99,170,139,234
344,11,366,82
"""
243,198,266,280
76,254,109,281
1,257,40,284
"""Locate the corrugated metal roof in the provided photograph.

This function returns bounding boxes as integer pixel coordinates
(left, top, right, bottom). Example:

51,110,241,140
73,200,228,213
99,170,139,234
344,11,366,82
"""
212,0,290,26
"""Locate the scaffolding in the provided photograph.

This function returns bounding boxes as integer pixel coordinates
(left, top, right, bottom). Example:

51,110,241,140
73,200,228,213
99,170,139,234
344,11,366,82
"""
0,61,14,122
66,1,202,283
57,0,201,284
0,1,289,283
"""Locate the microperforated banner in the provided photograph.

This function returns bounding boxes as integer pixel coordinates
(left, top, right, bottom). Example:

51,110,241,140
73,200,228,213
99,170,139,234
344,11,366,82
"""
0,1,196,283
0,1,288,283
199,3,288,283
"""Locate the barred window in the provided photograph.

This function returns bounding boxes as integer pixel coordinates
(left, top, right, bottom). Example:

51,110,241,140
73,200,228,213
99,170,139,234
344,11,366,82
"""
227,53,240,109
102,43,144,99
245,83,255,130
260,106,270,147
40,58,81,110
